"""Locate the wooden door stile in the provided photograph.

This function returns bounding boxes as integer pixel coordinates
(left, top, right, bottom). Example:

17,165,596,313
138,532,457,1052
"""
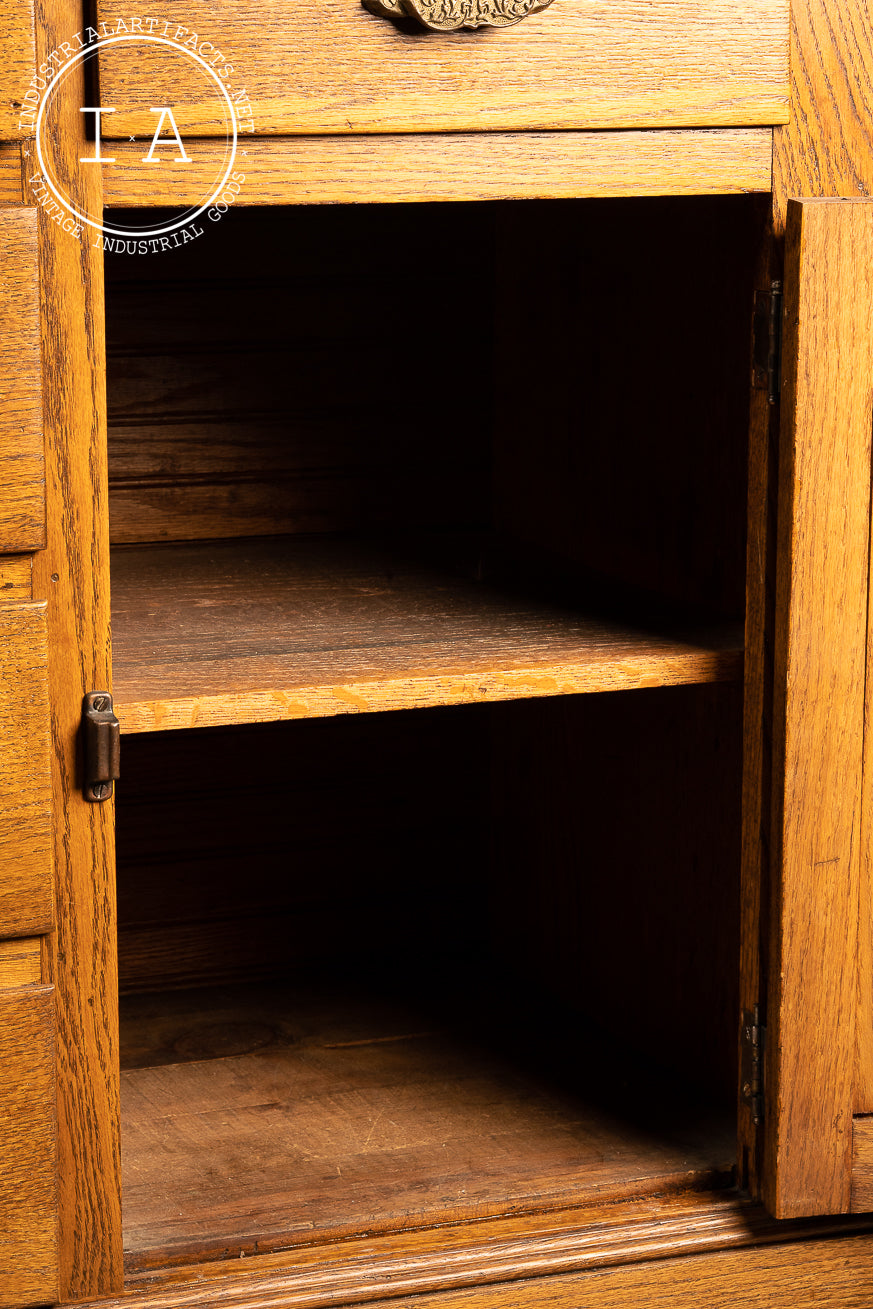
29,0,123,1297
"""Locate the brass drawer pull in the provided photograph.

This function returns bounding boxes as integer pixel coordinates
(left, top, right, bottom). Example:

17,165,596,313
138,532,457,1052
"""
365,0,556,31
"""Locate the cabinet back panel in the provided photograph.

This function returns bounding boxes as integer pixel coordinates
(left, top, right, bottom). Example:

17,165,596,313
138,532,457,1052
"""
105,205,495,545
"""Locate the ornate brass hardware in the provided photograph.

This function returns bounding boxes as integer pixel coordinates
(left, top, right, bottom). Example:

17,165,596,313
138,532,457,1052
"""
364,0,556,32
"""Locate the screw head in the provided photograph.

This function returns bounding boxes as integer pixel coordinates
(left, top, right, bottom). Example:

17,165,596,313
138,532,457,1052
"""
90,782,111,801
92,695,108,713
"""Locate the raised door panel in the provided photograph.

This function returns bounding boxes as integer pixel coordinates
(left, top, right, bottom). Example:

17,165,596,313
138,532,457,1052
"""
93,0,789,135
0,208,45,553
0,982,58,1308
0,2,35,143
0,602,53,937
762,198,873,1218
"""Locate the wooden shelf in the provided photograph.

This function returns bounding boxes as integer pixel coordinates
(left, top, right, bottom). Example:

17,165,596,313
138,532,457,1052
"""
120,982,735,1272
110,536,743,733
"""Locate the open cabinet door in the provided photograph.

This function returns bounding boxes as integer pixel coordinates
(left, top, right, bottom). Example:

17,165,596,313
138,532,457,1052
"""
0,210,59,1302
758,198,873,1219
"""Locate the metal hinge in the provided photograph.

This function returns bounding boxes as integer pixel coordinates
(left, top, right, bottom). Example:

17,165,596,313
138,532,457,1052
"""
752,281,783,406
741,1005,766,1126
82,691,120,803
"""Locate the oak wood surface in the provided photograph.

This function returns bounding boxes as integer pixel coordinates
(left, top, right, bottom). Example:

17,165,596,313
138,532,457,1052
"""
764,199,873,1218
0,602,52,938
772,0,873,236
101,130,774,207
110,536,743,734
0,554,33,599
0,206,45,553
69,1196,873,1309
852,1116,873,1211
118,981,735,1271
29,0,123,1294
0,1,36,143
94,0,789,136
0,937,42,988
0,144,23,203
0,985,57,1308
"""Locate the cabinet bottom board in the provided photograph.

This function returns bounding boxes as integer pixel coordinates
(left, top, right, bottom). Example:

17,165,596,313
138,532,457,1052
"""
119,981,735,1272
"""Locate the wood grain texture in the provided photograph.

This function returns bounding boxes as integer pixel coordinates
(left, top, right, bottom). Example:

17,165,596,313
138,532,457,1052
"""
851,1116,873,1212
118,983,735,1271
29,0,123,1295
70,1196,873,1309
0,0,36,142
0,602,52,938
101,131,774,207
0,144,24,203
0,985,57,1308
0,938,42,988
0,554,32,599
93,0,788,134
764,199,873,1218
110,537,743,734
0,206,45,553
772,0,873,236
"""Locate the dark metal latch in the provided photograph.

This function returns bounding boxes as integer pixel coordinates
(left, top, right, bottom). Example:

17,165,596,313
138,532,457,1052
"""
741,1005,766,1126
83,691,120,803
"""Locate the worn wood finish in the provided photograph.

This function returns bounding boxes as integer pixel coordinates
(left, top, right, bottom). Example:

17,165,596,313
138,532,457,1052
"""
764,199,873,1218
110,537,743,734
69,1194,873,1309
0,206,44,553
0,985,57,1308
101,131,774,207
0,602,52,938
29,0,123,1295
0,554,32,599
851,1116,873,1212
0,938,42,988
0,1,36,142
772,0,873,237
118,981,735,1270
0,144,24,202
94,0,788,136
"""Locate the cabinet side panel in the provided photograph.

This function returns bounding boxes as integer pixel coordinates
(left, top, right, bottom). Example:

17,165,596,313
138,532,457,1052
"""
765,198,873,1218
0,602,52,936
0,985,58,1309
0,206,45,552
30,0,124,1296
773,0,873,237
0,1,36,143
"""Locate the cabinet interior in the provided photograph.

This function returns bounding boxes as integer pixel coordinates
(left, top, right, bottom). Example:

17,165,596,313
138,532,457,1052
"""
104,195,763,1273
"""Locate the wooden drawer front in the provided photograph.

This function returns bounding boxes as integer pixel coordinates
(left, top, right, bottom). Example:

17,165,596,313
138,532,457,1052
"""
0,603,53,938
0,208,44,553
94,0,789,136
0,983,58,1308
0,3,35,143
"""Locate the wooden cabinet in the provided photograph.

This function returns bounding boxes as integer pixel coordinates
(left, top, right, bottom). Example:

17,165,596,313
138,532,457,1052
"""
3,0,873,1305
92,0,789,135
